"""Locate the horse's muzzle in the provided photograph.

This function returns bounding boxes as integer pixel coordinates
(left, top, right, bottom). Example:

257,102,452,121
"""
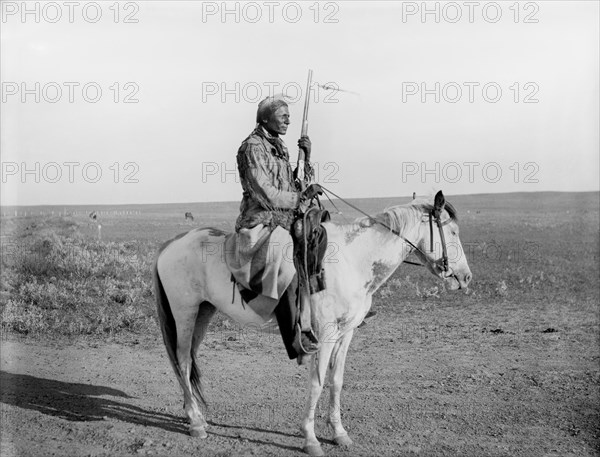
445,270,472,290
456,270,472,289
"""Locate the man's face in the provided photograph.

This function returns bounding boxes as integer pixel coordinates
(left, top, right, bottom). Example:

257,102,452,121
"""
264,106,290,135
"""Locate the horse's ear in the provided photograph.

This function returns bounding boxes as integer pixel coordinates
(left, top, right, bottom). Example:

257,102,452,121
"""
433,191,445,217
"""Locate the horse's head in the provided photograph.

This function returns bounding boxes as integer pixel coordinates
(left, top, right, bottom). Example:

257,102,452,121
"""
413,191,472,290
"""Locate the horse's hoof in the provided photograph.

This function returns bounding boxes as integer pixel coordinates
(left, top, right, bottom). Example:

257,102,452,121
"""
303,444,325,456
333,434,353,447
190,427,208,439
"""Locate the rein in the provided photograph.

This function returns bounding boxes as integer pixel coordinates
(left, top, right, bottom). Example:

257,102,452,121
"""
319,185,450,273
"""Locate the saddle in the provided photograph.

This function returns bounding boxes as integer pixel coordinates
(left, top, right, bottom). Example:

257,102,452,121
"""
292,206,330,294
291,205,330,340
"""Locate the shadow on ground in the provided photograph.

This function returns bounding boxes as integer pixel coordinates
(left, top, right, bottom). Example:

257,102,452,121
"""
0,370,186,435
0,370,314,453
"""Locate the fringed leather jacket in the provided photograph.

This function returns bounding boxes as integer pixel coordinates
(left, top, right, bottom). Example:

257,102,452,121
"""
235,127,312,232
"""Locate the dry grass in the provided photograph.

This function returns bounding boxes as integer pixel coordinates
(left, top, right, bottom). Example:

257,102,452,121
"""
1,191,598,343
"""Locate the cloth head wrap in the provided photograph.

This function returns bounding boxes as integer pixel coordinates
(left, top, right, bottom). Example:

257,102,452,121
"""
256,95,289,124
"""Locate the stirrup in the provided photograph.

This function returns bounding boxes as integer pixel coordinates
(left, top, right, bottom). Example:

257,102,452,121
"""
292,324,320,355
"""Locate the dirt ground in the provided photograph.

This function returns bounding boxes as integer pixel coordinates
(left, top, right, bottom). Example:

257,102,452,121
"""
1,193,599,456
1,300,599,457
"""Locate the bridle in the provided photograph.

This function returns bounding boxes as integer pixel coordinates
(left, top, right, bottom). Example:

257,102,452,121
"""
426,209,451,273
318,186,452,274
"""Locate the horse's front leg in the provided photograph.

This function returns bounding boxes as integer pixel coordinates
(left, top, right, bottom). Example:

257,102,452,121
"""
327,329,354,447
301,342,335,457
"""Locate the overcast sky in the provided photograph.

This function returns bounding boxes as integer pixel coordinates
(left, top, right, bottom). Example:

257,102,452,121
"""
1,0,598,206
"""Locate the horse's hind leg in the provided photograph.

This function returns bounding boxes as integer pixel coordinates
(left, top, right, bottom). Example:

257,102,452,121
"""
172,302,209,438
192,301,216,355
185,301,216,434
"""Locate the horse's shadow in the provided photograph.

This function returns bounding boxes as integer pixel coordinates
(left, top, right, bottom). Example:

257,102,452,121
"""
0,370,186,434
0,371,313,452
206,421,304,452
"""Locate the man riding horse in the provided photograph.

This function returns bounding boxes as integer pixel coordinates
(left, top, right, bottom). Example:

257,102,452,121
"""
235,95,323,361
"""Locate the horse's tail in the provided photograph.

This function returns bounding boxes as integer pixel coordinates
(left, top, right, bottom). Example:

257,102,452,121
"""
153,244,206,407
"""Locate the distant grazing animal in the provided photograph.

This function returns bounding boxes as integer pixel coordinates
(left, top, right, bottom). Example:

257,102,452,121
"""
154,191,472,455
185,212,194,222
89,211,97,221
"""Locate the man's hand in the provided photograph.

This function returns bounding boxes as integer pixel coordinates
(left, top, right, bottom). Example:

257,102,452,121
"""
298,136,312,161
303,183,323,201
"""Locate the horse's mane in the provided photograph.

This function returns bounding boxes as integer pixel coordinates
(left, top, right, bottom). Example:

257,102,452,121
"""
351,197,458,234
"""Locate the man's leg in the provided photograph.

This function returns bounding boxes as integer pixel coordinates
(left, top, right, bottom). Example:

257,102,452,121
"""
293,276,320,355
274,275,299,359
274,274,319,359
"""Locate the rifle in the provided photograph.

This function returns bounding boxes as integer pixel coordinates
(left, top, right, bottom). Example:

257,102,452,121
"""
296,69,313,191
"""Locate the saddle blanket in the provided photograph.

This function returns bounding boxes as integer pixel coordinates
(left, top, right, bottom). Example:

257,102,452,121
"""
224,224,296,300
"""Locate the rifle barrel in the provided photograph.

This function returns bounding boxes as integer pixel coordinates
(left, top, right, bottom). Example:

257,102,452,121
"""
301,69,313,137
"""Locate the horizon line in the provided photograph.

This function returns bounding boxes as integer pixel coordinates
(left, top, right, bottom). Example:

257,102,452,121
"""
1,189,599,208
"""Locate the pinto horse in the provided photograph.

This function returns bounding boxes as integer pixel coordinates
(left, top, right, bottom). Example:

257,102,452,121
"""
153,191,472,456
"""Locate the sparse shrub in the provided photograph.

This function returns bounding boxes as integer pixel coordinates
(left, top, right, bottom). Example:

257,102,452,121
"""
1,217,159,339
1,299,47,335
495,280,508,297
417,285,440,299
